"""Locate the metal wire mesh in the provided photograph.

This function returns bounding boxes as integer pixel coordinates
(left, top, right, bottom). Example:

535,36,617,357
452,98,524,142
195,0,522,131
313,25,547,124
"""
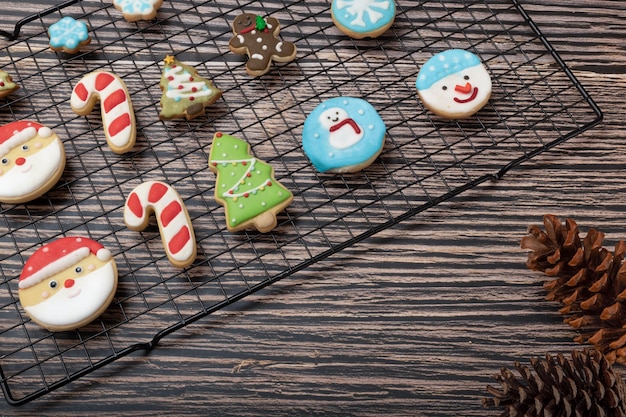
0,0,601,405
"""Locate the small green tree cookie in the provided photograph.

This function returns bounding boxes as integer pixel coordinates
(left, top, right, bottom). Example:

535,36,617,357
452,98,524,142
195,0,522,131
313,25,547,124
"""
0,70,18,98
208,132,293,233
159,56,222,120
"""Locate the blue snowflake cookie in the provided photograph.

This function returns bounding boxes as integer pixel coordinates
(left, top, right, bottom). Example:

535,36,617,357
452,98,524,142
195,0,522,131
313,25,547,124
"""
113,0,164,22
48,16,90,54
331,0,396,39
302,97,386,173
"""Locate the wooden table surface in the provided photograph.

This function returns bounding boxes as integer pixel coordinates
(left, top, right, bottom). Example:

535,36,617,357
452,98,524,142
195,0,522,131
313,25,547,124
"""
1,0,625,415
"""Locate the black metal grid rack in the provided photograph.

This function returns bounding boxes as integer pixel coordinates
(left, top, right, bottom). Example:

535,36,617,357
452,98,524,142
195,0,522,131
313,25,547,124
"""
0,0,602,405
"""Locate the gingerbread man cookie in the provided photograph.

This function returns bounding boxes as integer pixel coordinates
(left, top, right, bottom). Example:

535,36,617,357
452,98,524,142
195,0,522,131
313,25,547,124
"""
228,13,297,77
19,236,118,332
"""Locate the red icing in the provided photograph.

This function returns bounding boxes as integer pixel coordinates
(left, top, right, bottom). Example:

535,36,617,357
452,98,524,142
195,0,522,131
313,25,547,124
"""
95,72,115,91
168,226,190,255
74,83,88,101
109,114,131,137
64,279,75,288
329,118,361,134
148,182,168,203
216,132,223,138
0,121,44,144
15,157,26,166
127,192,143,218
103,89,127,113
453,87,479,104
160,200,182,228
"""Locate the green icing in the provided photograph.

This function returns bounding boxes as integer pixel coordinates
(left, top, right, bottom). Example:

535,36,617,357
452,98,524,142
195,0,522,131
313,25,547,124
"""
209,133,292,228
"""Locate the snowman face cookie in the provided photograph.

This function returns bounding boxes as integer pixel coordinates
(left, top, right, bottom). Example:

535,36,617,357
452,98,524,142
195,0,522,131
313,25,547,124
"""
0,121,66,204
416,49,492,119
302,97,386,173
18,237,118,332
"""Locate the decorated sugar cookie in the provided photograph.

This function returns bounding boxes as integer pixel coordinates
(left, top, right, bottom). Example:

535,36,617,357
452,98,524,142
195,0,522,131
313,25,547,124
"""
113,0,164,22
416,49,492,119
124,181,197,268
18,237,118,332
70,71,136,154
0,70,19,98
48,16,90,54
302,97,386,173
228,13,297,76
0,121,66,204
159,56,222,121
331,0,396,39
209,132,294,233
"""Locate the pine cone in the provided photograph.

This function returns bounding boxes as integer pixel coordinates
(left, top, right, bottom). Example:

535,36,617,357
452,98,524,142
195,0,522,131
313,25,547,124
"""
522,214,626,364
483,349,626,417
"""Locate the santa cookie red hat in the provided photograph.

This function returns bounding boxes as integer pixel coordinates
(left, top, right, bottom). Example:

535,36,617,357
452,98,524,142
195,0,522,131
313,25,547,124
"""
19,237,112,290
0,121,52,158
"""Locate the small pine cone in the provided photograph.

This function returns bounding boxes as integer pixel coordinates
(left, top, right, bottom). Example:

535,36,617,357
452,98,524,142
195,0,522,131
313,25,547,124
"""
482,349,626,417
522,215,626,364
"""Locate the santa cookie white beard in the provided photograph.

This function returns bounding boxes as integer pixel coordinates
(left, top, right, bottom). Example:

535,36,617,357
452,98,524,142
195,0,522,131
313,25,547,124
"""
18,237,118,332
0,121,66,204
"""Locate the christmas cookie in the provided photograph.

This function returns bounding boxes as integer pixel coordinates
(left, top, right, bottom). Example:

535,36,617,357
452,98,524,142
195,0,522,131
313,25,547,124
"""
124,181,197,268
331,0,396,39
18,237,118,332
113,0,163,22
228,13,297,76
159,56,222,121
48,16,90,54
0,121,66,205
416,49,492,119
0,70,18,98
71,71,136,154
209,132,294,233
302,97,386,173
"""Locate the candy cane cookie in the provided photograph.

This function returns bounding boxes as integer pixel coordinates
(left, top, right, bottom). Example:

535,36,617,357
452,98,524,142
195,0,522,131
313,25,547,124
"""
124,181,196,268
70,71,136,154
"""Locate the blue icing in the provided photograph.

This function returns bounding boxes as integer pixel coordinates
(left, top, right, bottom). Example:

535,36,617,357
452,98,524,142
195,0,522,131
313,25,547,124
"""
416,49,482,90
302,97,386,173
331,0,396,34
48,16,89,50
115,0,157,14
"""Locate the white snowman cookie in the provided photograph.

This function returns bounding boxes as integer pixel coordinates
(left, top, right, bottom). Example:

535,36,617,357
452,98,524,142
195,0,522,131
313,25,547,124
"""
0,121,66,204
416,49,492,119
302,97,386,173
18,237,118,332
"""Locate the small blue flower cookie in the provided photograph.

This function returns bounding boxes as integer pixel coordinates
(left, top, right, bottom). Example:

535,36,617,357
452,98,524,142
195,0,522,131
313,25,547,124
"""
416,49,492,119
48,16,90,54
302,97,386,173
113,0,164,22
331,0,396,39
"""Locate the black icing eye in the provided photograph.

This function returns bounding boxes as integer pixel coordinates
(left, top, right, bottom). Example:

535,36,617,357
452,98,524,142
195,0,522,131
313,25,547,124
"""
75,266,82,273
21,145,29,151
49,280,58,289
1,158,8,165
464,75,470,80
442,86,448,91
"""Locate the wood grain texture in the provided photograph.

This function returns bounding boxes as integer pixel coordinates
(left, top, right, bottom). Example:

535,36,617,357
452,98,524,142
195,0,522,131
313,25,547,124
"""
1,0,625,415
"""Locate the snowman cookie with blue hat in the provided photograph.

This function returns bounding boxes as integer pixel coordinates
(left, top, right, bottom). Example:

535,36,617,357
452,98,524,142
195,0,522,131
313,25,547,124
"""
416,49,492,119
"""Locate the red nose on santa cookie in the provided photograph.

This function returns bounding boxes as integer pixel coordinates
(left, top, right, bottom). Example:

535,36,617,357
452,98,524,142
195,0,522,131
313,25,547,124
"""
18,236,118,332
0,120,66,205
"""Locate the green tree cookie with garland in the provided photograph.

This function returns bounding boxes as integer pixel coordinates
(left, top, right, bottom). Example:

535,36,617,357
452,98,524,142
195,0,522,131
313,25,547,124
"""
209,132,293,233
0,70,18,98
159,56,222,120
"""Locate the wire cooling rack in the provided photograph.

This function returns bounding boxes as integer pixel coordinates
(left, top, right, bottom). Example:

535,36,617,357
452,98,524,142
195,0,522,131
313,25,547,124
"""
0,0,602,405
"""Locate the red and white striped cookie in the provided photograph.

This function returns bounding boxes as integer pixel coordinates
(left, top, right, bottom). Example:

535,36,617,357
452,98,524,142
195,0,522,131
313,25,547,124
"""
124,181,196,268
70,71,136,154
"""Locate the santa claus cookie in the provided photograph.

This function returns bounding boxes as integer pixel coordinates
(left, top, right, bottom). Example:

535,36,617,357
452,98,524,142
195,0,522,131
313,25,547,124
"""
416,49,492,119
228,13,297,76
302,97,386,173
0,121,66,204
18,237,118,332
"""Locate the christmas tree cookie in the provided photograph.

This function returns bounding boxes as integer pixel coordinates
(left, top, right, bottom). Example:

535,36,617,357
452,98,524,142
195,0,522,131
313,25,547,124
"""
208,132,293,233
0,70,18,98
159,56,222,121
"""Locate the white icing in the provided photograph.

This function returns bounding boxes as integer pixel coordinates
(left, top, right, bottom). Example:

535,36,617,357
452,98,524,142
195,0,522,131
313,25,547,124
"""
335,0,390,27
237,34,244,43
23,261,116,328
251,54,264,60
19,247,89,289
0,126,37,157
164,65,217,101
0,138,63,198
319,107,364,149
276,42,283,53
